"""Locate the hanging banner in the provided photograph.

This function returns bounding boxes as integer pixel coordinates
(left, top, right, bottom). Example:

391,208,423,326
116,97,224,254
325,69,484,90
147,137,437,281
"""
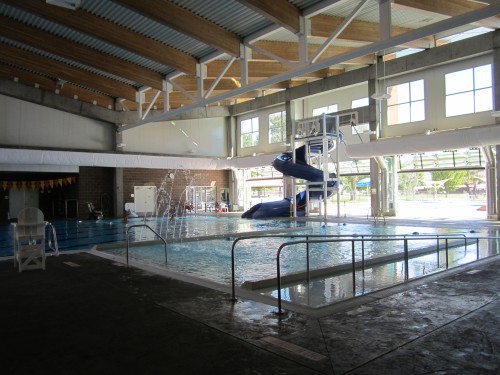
0,176,77,190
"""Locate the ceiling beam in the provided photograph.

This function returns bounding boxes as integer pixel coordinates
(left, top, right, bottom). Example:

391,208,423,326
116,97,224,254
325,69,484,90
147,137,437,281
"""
251,41,375,65
310,14,434,49
394,0,500,29
119,3,500,131
2,0,198,75
0,63,115,108
206,60,343,78
114,0,242,57
236,0,301,34
0,43,137,101
0,16,165,91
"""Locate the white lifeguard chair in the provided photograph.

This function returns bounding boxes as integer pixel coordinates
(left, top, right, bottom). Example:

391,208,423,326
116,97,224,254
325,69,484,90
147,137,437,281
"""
12,207,47,272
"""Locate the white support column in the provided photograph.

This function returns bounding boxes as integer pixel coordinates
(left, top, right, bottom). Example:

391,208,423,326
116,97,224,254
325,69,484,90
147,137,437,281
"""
298,16,309,66
196,63,207,100
163,80,171,112
378,0,391,41
135,91,144,120
240,44,251,87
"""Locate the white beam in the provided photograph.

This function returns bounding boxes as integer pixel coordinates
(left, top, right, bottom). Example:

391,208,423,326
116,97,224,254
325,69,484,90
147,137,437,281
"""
119,4,500,132
204,56,237,99
311,0,370,64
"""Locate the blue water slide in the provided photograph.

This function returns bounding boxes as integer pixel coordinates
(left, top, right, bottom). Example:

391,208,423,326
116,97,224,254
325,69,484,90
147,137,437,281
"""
241,145,337,219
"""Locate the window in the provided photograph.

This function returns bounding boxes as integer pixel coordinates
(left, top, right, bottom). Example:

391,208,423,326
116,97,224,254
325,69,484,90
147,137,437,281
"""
351,97,369,134
387,79,425,125
240,117,259,148
268,111,286,144
445,64,492,117
312,104,338,117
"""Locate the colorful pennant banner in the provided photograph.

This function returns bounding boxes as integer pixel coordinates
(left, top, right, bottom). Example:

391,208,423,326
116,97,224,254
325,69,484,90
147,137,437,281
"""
0,176,77,191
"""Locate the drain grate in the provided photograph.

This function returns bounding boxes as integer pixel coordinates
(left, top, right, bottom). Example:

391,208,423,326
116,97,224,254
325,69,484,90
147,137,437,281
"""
260,336,327,361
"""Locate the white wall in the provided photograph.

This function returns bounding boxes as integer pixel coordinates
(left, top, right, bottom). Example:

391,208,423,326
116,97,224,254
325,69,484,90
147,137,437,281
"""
302,83,368,117
236,85,370,160
380,54,494,138
122,117,227,157
233,53,495,163
236,104,288,157
0,95,113,150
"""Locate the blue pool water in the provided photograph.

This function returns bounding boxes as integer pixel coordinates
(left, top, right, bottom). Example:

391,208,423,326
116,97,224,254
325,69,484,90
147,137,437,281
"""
2,216,496,308
101,218,482,285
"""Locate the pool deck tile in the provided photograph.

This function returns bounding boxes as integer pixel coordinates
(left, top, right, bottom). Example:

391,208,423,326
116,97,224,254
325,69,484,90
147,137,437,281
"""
1,216,500,374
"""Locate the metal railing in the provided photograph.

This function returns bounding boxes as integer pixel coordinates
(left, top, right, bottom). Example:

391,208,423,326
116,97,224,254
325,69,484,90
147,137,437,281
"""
273,234,499,314
46,222,59,256
230,232,470,302
125,224,167,266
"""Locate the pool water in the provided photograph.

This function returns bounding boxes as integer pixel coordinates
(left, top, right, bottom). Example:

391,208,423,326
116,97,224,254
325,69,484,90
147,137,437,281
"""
101,218,496,309
2,216,496,309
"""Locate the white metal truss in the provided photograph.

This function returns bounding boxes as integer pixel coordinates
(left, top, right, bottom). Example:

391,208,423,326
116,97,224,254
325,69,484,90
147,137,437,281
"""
120,2,500,132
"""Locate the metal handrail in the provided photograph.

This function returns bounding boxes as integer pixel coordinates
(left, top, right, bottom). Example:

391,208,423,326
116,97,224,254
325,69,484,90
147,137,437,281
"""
125,224,167,266
274,235,499,314
46,222,59,256
230,232,470,302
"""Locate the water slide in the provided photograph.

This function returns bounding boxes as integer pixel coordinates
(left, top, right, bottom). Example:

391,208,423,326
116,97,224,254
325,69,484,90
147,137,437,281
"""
241,145,337,219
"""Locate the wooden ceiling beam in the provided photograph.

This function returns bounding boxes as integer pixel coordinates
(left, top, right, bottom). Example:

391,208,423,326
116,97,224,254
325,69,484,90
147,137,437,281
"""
2,0,198,75
0,16,165,91
206,60,342,79
393,0,500,29
236,0,301,33
0,63,115,108
250,40,375,65
310,14,434,49
0,43,137,101
114,0,242,57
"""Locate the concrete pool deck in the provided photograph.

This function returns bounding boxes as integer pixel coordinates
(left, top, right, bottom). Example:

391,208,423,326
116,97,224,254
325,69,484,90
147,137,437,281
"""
2,215,500,374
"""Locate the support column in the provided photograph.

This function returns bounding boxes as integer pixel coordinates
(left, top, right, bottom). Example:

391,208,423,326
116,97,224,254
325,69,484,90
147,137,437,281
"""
492,39,500,220
368,65,381,217
114,168,124,219
285,99,298,213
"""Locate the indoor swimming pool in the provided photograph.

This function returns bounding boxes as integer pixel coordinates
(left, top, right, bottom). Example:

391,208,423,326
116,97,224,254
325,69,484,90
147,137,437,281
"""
94,217,499,309
1,216,498,309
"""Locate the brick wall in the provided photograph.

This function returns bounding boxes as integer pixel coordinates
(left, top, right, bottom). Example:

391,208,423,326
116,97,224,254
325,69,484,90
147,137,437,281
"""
0,167,230,222
78,167,114,220
123,168,230,213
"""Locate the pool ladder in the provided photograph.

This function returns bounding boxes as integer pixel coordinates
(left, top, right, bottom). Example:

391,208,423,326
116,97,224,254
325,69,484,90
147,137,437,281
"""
125,224,167,266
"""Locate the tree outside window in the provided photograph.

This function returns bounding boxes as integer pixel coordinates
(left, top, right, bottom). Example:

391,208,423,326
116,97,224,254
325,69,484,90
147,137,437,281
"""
268,111,286,144
445,64,492,117
241,117,259,148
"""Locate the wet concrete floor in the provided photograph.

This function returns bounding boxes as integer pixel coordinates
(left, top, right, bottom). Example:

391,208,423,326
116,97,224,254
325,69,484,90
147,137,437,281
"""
1,216,500,374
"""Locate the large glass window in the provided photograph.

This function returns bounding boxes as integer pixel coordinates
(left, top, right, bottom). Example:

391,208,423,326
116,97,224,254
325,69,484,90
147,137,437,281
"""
351,97,369,134
445,64,492,117
313,104,338,116
240,117,259,148
387,79,425,125
268,111,286,144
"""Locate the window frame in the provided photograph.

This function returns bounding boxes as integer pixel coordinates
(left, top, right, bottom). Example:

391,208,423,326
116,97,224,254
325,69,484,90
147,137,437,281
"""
240,117,260,148
445,64,492,117
386,79,425,126
268,110,286,144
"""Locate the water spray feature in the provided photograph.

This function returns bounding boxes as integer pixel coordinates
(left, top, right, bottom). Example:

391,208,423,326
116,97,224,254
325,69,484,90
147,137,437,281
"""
127,167,204,244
